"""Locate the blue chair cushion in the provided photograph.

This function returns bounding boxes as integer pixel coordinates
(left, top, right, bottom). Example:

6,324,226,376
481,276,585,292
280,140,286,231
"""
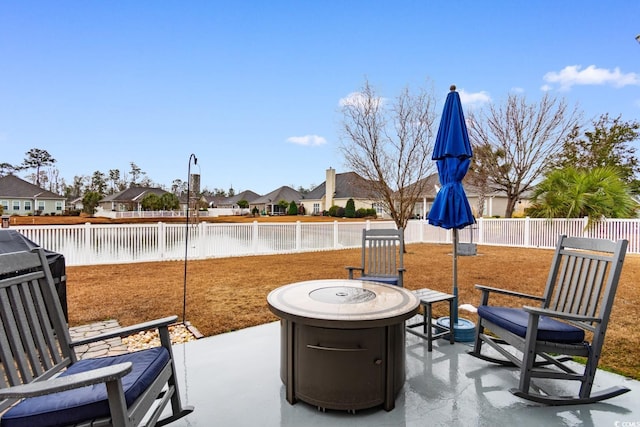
361,276,399,286
2,346,169,427
477,306,585,343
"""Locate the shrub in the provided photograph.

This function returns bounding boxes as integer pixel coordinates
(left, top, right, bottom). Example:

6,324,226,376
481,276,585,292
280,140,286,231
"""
288,200,298,215
345,198,356,218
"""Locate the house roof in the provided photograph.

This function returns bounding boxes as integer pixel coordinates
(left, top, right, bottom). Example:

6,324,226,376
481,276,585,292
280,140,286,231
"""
227,190,260,204
100,186,168,203
251,186,302,204
0,175,65,200
212,190,261,207
404,172,531,199
306,172,377,200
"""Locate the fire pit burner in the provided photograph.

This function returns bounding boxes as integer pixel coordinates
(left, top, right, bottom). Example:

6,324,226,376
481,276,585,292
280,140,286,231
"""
309,286,376,304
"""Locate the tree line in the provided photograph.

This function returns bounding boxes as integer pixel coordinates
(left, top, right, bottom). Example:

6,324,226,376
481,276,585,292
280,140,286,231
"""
340,79,640,231
3,80,639,225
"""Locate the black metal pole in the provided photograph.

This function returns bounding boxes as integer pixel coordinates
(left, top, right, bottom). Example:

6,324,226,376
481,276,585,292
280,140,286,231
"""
183,154,197,323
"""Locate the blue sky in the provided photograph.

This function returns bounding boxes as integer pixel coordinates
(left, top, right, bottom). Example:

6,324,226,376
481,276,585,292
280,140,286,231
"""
1,1,639,195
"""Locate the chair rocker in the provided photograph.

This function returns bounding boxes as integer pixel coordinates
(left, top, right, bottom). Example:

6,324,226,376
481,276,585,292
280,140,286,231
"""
468,235,629,405
0,248,194,427
346,228,405,287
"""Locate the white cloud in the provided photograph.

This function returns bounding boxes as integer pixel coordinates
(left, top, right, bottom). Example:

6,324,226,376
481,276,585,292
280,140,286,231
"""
338,92,385,108
540,84,552,92
458,89,491,108
543,65,640,91
286,135,327,146
510,87,525,94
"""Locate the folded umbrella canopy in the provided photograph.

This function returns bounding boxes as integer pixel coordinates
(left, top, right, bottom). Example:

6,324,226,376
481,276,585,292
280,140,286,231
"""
427,85,475,340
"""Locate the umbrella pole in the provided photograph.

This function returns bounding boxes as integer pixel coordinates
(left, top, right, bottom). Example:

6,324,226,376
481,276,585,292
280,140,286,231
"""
452,228,459,327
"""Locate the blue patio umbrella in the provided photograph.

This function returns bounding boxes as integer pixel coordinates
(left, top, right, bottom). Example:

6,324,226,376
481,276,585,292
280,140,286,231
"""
427,85,475,341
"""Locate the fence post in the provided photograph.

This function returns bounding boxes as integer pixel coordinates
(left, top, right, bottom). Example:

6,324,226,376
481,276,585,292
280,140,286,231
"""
158,222,165,259
253,221,259,253
296,221,301,251
333,221,339,249
198,222,206,258
477,217,484,244
524,217,531,248
84,222,92,265
583,217,589,237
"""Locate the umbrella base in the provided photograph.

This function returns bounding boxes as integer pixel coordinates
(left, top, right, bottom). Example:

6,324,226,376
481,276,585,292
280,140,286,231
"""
436,317,475,342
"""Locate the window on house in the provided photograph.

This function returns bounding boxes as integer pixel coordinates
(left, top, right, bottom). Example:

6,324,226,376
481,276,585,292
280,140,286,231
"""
313,203,320,214
373,202,384,216
12,201,20,211
24,201,32,211
55,201,63,211
38,201,45,212
1,200,8,211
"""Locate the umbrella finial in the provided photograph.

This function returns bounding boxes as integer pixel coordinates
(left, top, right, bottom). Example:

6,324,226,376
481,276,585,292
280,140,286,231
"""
450,85,456,91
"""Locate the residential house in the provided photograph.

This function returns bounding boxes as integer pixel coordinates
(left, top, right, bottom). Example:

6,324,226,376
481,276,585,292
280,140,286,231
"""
67,196,84,212
250,186,302,215
213,190,261,208
408,172,530,219
0,175,66,216
304,168,389,218
97,186,169,214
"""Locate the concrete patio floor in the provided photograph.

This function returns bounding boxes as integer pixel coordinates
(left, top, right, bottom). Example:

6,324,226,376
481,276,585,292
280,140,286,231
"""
169,320,639,427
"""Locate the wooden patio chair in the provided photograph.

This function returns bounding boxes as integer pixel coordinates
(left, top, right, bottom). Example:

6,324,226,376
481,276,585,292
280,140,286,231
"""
346,228,405,287
468,235,629,405
0,248,194,427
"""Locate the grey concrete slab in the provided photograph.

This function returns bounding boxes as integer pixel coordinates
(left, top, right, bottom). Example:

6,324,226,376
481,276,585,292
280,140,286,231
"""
170,321,640,427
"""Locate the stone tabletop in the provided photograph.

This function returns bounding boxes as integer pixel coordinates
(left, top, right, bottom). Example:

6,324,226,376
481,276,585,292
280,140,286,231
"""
267,279,420,327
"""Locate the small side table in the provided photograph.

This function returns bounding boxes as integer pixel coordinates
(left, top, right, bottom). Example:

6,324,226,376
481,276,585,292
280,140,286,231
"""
406,288,455,351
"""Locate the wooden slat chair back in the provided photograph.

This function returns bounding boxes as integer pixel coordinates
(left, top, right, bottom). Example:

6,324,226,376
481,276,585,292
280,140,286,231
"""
0,248,73,411
346,228,405,287
0,249,193,426
468,235,629,405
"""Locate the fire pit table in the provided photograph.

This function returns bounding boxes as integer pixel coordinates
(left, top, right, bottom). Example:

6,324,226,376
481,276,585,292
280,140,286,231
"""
267,279,420,412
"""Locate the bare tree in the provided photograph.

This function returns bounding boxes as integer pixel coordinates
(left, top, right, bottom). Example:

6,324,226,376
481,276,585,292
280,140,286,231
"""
129,162,146,186
466,143,504,217
171,179,186,196
108,169,121,194
340,80,437,230
467,93,581,217
46,168,61,194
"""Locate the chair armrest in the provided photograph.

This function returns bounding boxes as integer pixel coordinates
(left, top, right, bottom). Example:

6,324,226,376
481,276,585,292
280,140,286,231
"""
0,363,132,399
475,285,545,301
71,315,178,347
346,266,363,280
522,306,601,324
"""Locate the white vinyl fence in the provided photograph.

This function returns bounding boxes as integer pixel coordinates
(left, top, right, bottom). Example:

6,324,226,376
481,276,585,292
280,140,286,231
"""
8,217,640,266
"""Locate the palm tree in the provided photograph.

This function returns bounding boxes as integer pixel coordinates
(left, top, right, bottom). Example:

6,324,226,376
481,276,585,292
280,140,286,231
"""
526,167,637,224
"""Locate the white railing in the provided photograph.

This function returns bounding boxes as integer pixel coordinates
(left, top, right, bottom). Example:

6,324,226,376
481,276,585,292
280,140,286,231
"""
97,208,248,219
8,217,640,266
